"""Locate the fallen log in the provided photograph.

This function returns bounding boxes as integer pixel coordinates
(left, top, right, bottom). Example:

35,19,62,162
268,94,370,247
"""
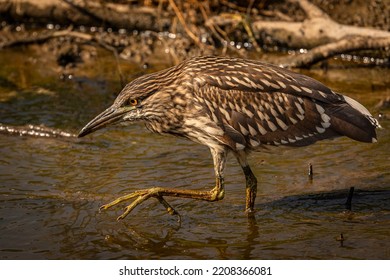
0,0,166,31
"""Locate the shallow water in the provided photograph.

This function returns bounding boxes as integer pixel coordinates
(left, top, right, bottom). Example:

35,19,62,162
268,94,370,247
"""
0,49,389,259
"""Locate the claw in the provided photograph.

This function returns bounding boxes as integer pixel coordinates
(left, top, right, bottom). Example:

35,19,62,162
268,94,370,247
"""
99,204,109,212
117,214,126,221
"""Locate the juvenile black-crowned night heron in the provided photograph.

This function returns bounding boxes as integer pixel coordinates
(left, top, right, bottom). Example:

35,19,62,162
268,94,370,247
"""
79,56,380,220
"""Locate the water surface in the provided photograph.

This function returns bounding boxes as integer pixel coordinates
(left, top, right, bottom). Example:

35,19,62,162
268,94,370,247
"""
0,49,389,259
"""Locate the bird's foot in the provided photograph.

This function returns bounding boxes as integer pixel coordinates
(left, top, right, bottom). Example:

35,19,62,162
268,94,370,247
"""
99,184,223,221
99,187,181,221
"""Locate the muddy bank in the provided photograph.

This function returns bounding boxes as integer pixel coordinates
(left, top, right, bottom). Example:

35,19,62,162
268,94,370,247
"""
0,0,389,73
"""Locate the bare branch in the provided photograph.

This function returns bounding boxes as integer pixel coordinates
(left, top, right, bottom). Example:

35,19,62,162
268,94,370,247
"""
168,0,206,49
289,0,330,19
283,36,390,68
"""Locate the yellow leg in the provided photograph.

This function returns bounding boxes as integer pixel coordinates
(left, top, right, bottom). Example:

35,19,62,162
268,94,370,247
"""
243,165,257,213
100,177,225,220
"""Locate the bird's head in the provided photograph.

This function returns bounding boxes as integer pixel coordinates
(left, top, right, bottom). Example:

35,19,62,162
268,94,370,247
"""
78,74,166,138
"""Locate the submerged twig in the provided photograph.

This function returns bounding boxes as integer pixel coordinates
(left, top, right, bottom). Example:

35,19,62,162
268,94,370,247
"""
336,233,345,247
308,162,313,182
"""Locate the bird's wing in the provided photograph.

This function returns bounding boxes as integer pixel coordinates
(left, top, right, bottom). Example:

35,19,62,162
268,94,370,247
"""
196,84,340,150
189,57,377,150
188,56,343,104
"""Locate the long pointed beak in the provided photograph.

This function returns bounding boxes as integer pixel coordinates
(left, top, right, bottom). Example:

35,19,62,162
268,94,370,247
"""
78,106,130,137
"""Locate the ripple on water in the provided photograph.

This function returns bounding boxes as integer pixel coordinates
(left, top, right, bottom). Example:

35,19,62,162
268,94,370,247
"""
0,54,389,259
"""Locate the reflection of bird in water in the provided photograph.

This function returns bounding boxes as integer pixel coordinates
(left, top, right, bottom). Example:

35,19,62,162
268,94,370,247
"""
79,56,380,220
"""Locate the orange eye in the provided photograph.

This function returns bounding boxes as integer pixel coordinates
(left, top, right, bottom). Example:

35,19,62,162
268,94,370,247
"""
129,99,138,106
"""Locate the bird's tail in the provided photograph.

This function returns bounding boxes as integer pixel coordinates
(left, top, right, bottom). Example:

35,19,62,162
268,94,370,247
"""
329,95,381,143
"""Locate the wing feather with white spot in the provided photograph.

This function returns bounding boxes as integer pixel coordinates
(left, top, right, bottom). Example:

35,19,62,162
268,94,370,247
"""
196,85,339,150
189,56,378,147
187,56,342,104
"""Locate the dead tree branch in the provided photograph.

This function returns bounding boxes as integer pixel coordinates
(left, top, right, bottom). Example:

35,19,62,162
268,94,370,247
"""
168,0,205,49
283,36,390,68
209,0,390,67
0,0,165,31
251,0,390,49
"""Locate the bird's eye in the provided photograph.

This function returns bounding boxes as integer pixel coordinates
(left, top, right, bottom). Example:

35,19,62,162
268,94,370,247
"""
129,99,138,106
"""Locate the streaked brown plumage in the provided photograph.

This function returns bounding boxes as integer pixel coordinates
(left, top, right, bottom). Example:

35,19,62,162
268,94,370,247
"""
79,56,380,220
